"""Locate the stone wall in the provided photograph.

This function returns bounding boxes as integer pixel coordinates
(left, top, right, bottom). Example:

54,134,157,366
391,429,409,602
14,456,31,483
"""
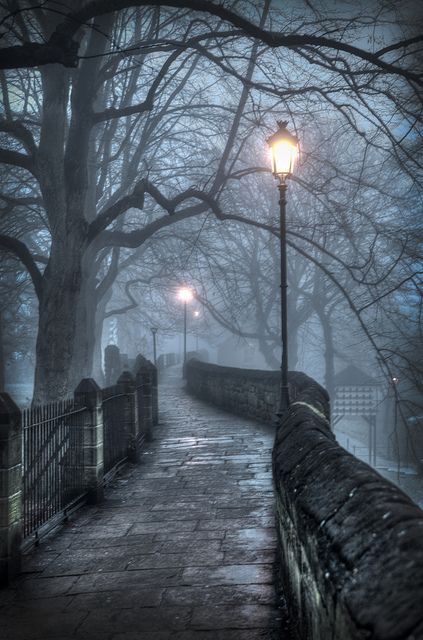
185,359,423,640
185,359,278,423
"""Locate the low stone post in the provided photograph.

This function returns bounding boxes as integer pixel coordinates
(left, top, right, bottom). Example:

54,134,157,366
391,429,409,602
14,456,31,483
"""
0,393,22,586
74,379,104,504
135,357,153,441
116,371,138,462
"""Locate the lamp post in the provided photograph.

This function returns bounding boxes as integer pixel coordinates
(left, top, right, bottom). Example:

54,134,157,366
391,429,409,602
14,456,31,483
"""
151,327,158,366
267,121,299,412
177,287,193,365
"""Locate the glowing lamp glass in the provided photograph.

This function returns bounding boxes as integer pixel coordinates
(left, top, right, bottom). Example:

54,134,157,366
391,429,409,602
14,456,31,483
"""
271,140,297,176
178,287,193,303
267,122,299,178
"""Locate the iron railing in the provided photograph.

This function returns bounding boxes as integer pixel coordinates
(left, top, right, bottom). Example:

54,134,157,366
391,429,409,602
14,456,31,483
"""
102,388,129,474
20,362,153,544
22,400,86,540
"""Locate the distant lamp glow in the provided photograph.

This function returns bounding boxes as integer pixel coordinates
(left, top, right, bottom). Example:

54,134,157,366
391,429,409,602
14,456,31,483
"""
193,310,200,318
178,287,193,303
267,120,299,180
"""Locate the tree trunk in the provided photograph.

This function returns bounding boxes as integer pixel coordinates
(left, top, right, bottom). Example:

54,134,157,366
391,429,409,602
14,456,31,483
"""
33,240,84,404
258,335,279,369
32,19,113,403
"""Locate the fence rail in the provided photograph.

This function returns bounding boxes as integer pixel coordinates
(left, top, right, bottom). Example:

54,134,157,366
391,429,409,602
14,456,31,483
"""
22,400,86,539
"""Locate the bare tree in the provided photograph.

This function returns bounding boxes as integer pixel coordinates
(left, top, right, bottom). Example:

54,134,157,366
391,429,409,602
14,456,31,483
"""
0,1,421,404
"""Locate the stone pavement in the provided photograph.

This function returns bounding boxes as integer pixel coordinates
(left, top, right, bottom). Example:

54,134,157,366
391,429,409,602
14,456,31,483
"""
0,369,294,639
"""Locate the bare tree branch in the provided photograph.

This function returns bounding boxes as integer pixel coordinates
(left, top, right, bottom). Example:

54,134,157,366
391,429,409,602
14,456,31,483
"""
0,234,43,299
0,1,421,89
0,148,37,176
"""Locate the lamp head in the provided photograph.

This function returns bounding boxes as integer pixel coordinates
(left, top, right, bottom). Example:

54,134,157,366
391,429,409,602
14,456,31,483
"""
178,287,193,303
267,121,299,179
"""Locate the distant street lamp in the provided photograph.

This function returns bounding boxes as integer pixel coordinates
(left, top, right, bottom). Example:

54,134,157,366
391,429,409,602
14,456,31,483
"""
267,121,299,411
177,287,193,365
193,310,200,350
151,327,158,366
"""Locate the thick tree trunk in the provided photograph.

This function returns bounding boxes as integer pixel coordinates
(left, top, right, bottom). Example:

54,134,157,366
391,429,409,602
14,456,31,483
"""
33,241,84,404
70,267,98,388
33,247,103,403
32,19,113,403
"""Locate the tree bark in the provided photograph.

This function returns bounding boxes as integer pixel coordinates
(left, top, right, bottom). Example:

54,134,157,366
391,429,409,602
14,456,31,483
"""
33,241,84,404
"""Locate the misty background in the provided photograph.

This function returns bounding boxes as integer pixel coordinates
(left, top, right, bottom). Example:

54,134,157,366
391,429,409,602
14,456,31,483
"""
0,0,422,503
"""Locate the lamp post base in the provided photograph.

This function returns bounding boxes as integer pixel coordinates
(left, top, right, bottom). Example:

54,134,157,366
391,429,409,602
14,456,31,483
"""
275,384,290,422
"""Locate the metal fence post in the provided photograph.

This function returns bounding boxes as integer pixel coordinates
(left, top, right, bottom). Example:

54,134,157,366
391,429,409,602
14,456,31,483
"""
116,371,138,462
74,379,104,504
0,393,22,585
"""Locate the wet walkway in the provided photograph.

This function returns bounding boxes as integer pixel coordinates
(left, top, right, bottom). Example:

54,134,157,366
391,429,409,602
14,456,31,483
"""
0,370,293,639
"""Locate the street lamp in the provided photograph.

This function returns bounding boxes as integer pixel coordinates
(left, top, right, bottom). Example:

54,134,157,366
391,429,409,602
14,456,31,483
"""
150,327,158,366
193,310,200,351
177,286,193,365
267,121,299,411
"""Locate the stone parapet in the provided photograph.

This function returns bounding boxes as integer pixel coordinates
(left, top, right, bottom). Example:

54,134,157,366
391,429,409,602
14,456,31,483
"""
185,358,318,424
185,359,279,423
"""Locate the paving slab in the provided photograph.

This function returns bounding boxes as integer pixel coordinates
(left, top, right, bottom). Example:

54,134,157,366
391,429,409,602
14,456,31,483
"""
0,368,294,639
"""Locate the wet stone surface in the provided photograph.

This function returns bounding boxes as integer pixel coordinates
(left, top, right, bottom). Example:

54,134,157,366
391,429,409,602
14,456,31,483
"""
0,369,294,639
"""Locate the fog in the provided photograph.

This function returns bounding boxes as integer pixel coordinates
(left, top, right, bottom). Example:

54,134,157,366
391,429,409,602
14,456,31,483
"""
0,0,422,502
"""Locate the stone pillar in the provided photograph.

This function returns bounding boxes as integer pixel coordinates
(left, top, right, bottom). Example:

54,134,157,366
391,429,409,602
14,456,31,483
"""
116,371,138,462
74,379,104,504
0,393,22,586
104,345,121,386
135,359,153,442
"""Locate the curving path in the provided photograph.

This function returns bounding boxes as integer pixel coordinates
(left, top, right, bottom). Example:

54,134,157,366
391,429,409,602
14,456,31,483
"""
0,368,294,639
